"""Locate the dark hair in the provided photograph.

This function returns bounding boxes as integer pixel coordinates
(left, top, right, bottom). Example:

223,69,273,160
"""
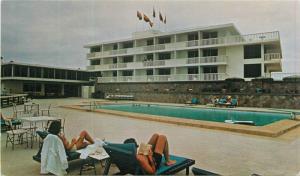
123,138,139,148
48,120,61,135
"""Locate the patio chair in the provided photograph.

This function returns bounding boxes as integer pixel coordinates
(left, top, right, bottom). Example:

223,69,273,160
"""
5,119,29,150
40,104,51,116
103,143,195,175
1,113,22,129
192,167,220,175
12,103,25,117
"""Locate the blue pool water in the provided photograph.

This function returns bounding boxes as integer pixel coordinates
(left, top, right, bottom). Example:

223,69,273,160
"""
97,104,291,126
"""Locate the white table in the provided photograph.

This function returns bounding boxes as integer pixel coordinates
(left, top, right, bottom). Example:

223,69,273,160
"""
76,146,109,175
20,116,59,148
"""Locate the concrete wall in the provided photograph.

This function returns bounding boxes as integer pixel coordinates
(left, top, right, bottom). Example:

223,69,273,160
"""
95,80,300,109
226,45,244,78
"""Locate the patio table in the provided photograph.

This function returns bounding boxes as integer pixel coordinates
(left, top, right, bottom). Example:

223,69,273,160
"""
19,116,59,148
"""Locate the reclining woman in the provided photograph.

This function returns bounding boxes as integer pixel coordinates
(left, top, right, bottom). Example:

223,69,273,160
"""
126,133,176,174
48,120,94,151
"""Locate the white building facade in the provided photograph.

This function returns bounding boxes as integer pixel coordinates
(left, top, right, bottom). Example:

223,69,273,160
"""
84,23,282,83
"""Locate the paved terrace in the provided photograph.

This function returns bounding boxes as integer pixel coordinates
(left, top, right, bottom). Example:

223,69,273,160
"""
1,98,300,175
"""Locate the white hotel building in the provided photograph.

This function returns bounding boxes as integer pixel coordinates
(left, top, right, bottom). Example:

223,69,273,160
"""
84,23,282,83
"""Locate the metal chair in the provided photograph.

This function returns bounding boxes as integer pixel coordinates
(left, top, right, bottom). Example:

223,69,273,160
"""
40,104,51,116
5,119,29,150
12,103,25,118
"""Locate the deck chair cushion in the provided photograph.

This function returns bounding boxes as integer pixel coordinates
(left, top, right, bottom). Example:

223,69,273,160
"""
103,143,139,174
103,143,195,175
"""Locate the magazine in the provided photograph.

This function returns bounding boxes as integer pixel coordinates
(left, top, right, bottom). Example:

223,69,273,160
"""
137,143,152,155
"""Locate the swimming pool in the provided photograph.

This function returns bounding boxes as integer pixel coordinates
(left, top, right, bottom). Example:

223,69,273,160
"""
96,104,291,126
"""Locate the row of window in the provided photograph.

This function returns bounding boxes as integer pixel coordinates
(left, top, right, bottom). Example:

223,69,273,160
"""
90,32,219,53
107,66,218,77
90,48,219,65
1,65,100,80
103,63,262,78
90,44,263,65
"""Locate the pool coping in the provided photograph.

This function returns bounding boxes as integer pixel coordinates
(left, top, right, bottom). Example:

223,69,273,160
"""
62,104,300,137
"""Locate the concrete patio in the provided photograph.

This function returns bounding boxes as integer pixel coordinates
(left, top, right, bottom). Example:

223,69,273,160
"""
1,98,300,175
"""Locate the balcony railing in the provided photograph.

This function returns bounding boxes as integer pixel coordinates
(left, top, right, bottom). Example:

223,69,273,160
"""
97,73,227,83
186,56,227,64
90,56,227,71
264,53,281,61
87,31,280,59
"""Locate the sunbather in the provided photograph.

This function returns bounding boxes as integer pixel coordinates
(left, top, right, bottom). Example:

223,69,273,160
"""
48,120,94,151
126,133,176,174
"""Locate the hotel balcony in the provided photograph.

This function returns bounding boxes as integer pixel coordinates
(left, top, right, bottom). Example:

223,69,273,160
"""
264,53,281,62
87,31,280,59
97,73,228,83
86,56,227,71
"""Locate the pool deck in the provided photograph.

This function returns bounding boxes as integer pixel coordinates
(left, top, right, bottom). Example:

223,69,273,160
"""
1,98,300,176
64,101,300,137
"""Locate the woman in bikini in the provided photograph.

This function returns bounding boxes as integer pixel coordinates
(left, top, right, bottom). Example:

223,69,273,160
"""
48,120,94,151
135,133,176,174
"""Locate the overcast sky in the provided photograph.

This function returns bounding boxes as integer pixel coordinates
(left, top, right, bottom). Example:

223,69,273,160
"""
1,0,299,72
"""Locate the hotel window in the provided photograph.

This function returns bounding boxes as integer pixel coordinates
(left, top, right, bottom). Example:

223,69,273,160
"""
202,48,218,57
188,33,199,41
14,65,28,77
244,44,261,59
146,69,153,75
188,67,199,74
188,50,199,58
23,83,41,92
122,70,133,76
113,71,117,77
244,64,261,78
90,46,101,53
158,37,171,44
123,41,133,49
158,68,171,75
67,70,76,80
1,65,12,77
158,53,171,60
202,31,218,39
146,54,153,61
29,67,41,78
147,39,154,46
123,56,133,63
113,57,118,64
91,59,100,65
203,66,218,73
113,44,118,50
55,69,65,79
43,68,54,78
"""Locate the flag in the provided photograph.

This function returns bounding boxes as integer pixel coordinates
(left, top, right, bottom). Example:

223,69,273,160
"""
143,14,150,22
149,21,154,27
153,7,156,18
137,11,142,20
159,12,163,22
164,15,166,24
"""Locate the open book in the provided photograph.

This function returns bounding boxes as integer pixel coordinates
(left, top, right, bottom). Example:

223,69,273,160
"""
138,143,152,155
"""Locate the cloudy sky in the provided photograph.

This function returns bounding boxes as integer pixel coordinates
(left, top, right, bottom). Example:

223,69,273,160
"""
1,0,299,72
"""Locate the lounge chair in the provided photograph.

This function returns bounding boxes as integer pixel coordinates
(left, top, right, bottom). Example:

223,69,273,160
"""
186,98,200,105
215,98,238,108
33,131,80,163
192,167,220,175
103,143,195,175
